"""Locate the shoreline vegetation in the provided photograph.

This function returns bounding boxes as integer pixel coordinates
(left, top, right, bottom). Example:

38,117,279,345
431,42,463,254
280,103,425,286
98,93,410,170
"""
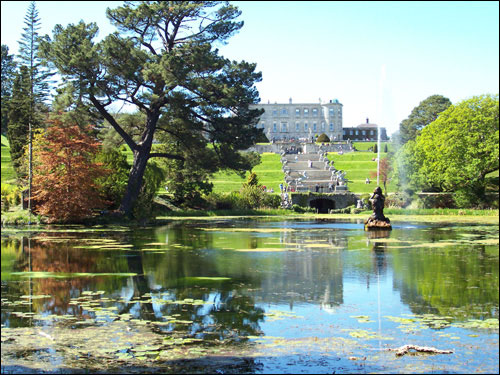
2,207,499,227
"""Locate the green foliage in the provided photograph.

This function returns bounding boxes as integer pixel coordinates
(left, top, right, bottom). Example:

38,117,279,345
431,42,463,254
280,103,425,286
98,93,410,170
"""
18,1,54,105
244,172,259,187
418,95,498,207
238,185,267,209
255,129,269,143
132,161,167,220
94,147,130,209
399,94,452,144
204,191,242,210
204,188,280,210
1,45,17,134
6,66,39,178
395,94,499,208
1,208,41,226
40,2,264,216
1,183,21,211
316,133,330,143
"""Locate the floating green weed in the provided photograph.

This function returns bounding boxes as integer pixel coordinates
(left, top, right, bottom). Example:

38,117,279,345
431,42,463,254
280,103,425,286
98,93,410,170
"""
350,315,374,323
264,309,303,321
341,328,393,340
453,318,499,330
8,271,137,278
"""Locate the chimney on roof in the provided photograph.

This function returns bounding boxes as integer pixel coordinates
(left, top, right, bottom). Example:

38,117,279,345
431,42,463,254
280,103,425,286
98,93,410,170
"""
366,118,369,124
289,97,292,104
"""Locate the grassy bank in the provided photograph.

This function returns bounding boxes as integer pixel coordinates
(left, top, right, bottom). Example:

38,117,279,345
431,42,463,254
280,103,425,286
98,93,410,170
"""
154,209,498,225
327,151,397,194
1,135,16,184
210,153,285,193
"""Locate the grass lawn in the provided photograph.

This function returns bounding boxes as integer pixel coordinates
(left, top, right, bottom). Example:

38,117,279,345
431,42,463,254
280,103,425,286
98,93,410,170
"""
210,153,284,193
352,141,393,152
1,135,17,183
328,151,397,194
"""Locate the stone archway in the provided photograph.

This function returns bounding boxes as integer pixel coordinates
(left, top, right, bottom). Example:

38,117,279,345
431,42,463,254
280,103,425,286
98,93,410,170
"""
309,198,335,214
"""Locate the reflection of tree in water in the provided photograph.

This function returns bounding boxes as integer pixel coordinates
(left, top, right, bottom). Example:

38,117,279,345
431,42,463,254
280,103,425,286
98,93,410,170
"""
392,240,499,320
122,250,265,343
2,234,133,321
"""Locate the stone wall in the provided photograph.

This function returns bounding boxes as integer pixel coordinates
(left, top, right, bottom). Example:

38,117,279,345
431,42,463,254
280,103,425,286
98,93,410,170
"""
291,192,358,210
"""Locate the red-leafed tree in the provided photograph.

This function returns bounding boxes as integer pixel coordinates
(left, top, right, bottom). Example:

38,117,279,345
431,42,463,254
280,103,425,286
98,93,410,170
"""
30,118,109,222
370,157,393,194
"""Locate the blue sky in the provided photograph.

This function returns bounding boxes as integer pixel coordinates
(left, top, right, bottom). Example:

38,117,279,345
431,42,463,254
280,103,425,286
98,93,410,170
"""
1,1,498,135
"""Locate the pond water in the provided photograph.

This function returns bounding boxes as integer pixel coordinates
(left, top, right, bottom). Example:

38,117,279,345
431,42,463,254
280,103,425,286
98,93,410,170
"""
1,219,498,374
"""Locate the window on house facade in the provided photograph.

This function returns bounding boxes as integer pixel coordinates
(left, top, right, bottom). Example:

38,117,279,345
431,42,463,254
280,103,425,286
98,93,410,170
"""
350,130,353,135
313,123,317,132
329,108,334,116
281,123,287,132
312,108,318,117
330,123,334,131
355,130,359,135
304,108,309,116
304,123,309,131
273,122,277,132
296,122,300,131
321,122,325,131
362,130,366,135
272,109,278,116
281,108,288,116
295,108,300,116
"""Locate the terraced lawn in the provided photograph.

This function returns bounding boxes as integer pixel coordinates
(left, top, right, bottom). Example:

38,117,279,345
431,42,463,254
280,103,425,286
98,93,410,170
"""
210,153,285,194
328,151,396,194
1,135,17,183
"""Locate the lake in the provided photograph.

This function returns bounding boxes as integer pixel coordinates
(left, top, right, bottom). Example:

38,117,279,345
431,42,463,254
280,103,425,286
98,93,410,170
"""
1,218,498,373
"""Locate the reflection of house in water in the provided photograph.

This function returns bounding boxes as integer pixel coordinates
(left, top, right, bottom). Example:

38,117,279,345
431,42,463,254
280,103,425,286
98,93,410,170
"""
249,228,348,309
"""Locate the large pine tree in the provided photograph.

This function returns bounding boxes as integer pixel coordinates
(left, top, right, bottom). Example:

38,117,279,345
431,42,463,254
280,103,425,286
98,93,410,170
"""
7,66,35,177
18,1,53,106
41,1,264,217
7,1,53,179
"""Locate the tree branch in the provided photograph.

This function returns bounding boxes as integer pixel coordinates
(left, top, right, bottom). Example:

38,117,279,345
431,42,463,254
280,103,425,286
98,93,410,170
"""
88,95,139,152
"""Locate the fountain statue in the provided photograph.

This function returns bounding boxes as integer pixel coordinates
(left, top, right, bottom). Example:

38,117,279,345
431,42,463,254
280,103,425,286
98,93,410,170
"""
364,186,392,230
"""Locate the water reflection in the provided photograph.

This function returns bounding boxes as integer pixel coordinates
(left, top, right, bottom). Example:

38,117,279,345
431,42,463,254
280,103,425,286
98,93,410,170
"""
1,220,499,335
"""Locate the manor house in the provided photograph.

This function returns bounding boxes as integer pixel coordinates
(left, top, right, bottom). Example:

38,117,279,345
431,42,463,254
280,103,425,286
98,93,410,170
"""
249,98,343,142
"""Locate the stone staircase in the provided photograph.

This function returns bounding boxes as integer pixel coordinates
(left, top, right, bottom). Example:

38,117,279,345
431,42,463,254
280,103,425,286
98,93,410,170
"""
280,150,348,193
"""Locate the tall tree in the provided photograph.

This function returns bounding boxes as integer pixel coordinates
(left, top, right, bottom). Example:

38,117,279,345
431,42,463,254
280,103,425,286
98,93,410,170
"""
417,95,498,202
1,45,17,134
399,95,452,144
40,1,264,217
18,1,53,107
7,66,35,177
397,94,499,206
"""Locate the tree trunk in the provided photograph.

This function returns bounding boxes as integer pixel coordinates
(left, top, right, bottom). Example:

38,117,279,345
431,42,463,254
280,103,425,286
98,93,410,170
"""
118,113,159,217
118,148,150,217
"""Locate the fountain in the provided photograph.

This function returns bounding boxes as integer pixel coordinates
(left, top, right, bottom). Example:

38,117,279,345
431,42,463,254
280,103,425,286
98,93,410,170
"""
364,186,392,230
